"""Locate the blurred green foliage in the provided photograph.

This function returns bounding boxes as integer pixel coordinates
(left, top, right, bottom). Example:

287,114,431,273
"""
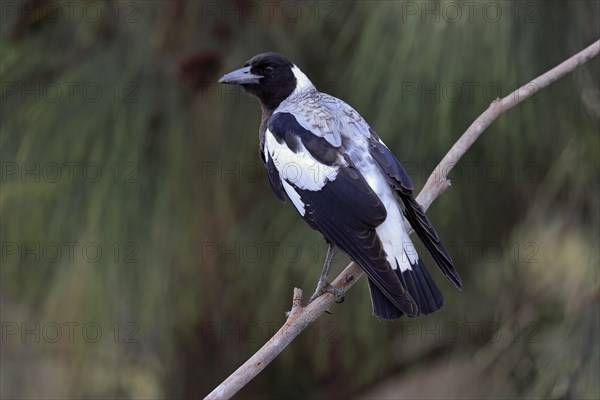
1,1,598,399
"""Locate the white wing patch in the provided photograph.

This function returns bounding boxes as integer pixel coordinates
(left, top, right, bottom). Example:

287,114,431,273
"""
359,157,418,272
265,128,340,192
263,142,270,163
281,180,305,216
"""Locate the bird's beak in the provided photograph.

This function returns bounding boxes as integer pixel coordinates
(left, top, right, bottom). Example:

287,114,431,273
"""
218,66,263,85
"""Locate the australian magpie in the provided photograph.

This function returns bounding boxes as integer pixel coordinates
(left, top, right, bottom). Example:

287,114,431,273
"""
219,52,461,319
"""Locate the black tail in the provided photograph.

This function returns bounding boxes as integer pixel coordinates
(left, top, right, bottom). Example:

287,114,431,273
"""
397,258,444,315
368,279,405,319
369,258,444,319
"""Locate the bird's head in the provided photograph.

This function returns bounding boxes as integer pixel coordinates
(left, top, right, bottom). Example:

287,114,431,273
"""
218,52,314,111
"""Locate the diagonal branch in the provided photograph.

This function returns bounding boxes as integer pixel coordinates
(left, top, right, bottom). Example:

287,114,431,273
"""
413,38,600,214
205,39,600,400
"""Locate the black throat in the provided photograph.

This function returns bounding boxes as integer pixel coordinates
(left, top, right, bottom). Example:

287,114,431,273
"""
243,80,296,113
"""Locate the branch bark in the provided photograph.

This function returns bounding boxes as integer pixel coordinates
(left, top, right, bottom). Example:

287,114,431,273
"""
205,39,600,400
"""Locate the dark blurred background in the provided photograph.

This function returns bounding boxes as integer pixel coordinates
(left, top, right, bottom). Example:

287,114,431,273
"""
1,1,599,399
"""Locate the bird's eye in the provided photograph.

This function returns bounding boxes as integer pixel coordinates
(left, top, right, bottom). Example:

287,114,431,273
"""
264,66,274,75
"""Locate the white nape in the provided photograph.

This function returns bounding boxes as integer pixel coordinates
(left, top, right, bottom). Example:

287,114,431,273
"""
291,65,315,94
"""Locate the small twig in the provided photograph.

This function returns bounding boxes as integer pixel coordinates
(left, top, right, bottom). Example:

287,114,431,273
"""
205,39,600,400
287,287,304,320
205,268,362,400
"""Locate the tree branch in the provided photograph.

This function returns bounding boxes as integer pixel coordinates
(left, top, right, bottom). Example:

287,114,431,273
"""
205,39,600,400
413,39,600,214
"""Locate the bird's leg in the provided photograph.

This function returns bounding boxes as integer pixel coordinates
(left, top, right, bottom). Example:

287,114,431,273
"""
308,243,345,304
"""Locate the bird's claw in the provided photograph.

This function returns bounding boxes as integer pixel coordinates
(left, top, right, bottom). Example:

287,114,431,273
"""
285,283,344,318
308,280,345,304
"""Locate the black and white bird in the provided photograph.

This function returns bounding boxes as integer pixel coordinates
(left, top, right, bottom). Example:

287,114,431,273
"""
219,52,461,319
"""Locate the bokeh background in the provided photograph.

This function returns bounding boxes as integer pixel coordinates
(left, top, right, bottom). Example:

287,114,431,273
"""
1,1,599,399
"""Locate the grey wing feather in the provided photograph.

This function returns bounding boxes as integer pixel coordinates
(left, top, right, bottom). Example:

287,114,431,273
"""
277,92,371,148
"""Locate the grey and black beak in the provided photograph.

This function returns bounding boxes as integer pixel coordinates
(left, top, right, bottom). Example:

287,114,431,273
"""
218,66,263,85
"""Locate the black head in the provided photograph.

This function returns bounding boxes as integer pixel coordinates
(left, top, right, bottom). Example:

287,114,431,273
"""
219,52,312,111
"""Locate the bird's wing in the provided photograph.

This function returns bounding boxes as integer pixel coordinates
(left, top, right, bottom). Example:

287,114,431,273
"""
265,111,419,316
276,93,371,148
368,137,462,289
